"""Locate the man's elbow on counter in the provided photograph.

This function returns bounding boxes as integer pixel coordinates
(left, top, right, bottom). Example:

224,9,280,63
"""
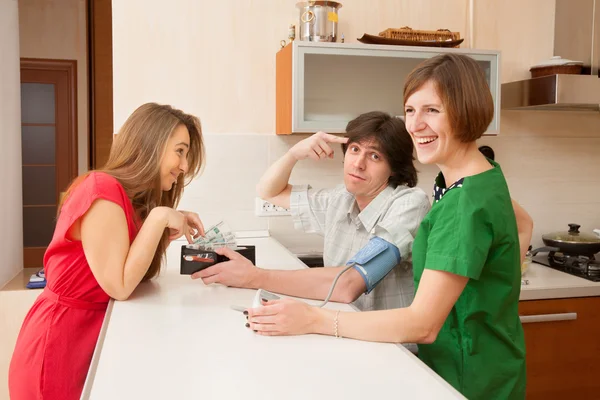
337,289,363,304
334,274,365,304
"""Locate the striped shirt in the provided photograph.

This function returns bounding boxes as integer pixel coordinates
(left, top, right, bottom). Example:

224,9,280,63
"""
290,184,431,311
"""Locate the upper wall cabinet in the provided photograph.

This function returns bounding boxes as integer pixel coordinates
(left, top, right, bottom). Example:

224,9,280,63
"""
276,41,500,135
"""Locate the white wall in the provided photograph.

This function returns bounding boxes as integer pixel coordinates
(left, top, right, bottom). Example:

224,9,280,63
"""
0,0,24,288
113,0,600,255
112,0,471,132
19,0,88,174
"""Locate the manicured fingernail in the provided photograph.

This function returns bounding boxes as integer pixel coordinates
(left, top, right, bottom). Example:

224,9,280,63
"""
245,316,248,320
245,323,250,328
262,298,268,302
243,310,248,316
253,330,257,333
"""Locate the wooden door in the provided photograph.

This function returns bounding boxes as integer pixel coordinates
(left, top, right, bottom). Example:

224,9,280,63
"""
20,59,78,269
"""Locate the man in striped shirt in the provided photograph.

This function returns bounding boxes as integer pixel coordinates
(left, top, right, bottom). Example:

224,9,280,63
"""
193,111,430,312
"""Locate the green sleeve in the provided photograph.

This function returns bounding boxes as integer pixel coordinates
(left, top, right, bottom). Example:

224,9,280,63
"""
424,193,492,280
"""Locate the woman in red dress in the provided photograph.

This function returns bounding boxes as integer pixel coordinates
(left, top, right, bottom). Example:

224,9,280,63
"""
9,103,206,400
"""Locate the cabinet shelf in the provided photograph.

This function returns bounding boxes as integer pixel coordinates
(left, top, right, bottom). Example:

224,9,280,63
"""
276,41,500,135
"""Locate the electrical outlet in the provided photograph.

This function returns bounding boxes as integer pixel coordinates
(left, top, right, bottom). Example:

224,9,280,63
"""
255,197,291,217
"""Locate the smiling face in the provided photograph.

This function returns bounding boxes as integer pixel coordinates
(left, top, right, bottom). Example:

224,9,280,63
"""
160,124,190,191
343,138,392,199
403,80,463,166
402,54,495,167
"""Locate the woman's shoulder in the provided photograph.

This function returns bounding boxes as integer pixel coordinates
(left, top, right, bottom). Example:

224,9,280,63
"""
87,171,121,185
464,161,509,190
82,171,125,194
67,172,128,207
61,171,136,222
462,165,511,207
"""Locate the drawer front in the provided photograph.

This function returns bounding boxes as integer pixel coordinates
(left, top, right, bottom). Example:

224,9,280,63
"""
519,297,600,400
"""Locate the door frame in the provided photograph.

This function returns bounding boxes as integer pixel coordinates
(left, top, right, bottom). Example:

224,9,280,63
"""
20,58,78,268
88,0,113,169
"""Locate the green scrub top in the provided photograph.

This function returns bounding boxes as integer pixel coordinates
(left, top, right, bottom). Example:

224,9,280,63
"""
412,160,526,400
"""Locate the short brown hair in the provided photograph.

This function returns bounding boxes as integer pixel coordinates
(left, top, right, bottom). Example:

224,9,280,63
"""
403,53,493,142
342,111,417,188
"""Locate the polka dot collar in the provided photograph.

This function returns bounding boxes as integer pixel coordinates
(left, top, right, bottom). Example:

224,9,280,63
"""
433,177,464,203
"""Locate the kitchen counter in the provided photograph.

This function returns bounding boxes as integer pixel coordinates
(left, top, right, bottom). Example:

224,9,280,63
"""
520,262,600,301
82,232,463,400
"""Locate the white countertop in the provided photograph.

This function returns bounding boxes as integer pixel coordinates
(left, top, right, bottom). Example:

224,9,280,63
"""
83,233,463,400
520,262,600,301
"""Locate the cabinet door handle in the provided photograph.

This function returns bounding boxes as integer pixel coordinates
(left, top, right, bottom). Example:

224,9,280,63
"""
519,313,577,324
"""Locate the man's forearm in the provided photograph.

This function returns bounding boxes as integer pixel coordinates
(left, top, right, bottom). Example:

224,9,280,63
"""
256,152,297,200
254,265,364,303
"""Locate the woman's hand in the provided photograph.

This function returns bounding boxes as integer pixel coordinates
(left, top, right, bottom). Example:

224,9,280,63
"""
246,298,323,336
179,210,205,240
153,207,191,243
289,131,348,161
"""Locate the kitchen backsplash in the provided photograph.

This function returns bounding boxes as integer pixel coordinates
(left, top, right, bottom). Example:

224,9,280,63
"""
179,110,600,256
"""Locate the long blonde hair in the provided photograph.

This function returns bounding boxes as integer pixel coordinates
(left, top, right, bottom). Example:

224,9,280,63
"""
62,103,205,280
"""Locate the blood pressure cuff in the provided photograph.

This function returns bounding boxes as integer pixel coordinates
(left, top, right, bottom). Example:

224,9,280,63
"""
347,236,401,294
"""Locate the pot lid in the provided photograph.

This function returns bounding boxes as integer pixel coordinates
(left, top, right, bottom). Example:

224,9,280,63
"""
531,56,584,68
542,224,600,244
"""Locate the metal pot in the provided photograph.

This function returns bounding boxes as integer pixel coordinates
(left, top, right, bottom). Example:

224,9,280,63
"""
296,1,342,42
537,223,600,255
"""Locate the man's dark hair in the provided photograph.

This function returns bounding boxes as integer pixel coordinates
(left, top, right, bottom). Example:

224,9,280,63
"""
342,111,418,188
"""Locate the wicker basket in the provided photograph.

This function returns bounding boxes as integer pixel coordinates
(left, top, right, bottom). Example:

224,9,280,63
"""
530,64,582,78
379,26,460,42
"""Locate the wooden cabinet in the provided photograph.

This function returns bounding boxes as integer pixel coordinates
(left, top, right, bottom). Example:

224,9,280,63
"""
519,296,600,399
275,41,501,135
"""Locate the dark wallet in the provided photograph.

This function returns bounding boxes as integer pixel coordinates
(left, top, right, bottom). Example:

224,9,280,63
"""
180,244,256,275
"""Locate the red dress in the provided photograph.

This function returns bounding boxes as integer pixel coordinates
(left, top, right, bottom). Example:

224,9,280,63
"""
9,172,139,400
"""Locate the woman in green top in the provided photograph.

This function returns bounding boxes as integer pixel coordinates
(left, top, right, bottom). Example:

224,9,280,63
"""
246,53,529,399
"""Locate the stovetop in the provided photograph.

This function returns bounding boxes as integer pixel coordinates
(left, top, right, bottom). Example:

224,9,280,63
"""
532,252,600,282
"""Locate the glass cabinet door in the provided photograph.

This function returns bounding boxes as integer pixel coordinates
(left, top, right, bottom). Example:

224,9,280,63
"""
293,43,500,134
